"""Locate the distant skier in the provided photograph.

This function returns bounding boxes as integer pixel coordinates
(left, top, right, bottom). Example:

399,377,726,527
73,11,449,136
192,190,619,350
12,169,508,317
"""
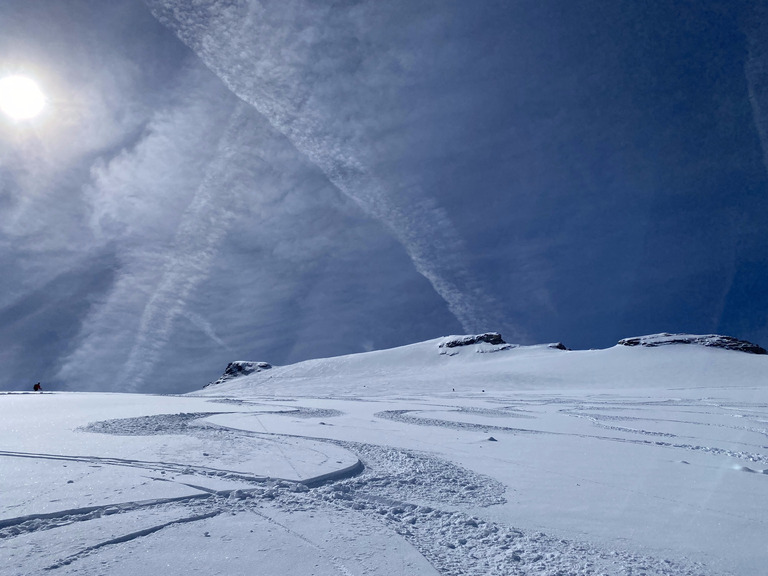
33,382,41,392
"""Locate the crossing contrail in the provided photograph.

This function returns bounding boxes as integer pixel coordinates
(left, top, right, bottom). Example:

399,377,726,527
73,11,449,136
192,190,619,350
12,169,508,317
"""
117,103,253,391
144,0,509,338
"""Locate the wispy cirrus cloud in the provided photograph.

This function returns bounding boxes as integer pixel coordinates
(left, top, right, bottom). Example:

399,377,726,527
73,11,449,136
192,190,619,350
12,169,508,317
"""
56,63,242,390
116,102,253,391
5,0,768,393
144,0,508,338
745,3,768,180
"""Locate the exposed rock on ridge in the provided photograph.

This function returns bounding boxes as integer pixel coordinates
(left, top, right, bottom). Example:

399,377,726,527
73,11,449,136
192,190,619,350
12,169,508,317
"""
548,342,569,351
439,332,507,348
618,333,767,355
205,360,272,388
437,332,516,356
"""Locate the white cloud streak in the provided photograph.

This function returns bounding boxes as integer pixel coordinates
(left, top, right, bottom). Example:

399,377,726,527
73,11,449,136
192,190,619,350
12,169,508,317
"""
116,102,252,391
745,3,768,180
144,0,505,337
56,66,243,390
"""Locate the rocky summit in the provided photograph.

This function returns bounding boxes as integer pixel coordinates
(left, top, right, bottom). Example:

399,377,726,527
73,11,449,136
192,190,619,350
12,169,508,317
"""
618,333,767,355
438,332,508,348
205,360,272,388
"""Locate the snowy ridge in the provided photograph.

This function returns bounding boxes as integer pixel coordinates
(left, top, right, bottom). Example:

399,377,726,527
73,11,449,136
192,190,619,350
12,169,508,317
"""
3,335,767,575
618,332,768,354
197,332,767,397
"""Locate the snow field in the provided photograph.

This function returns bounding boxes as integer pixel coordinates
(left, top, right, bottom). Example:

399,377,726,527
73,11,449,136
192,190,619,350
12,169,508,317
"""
2,341,767,574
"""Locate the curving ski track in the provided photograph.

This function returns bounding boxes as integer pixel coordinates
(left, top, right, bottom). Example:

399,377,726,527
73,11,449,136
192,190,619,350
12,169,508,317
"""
2,400,750,575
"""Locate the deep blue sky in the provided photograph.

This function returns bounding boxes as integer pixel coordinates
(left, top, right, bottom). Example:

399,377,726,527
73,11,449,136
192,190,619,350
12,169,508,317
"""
1,0,767,393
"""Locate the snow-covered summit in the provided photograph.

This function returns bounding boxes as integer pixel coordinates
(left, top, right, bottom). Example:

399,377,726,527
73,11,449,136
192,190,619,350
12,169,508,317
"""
618,333,767,354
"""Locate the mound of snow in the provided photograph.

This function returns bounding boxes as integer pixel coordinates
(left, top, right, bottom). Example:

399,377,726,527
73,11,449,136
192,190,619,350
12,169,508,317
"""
205,360,272,388
618,333,767,354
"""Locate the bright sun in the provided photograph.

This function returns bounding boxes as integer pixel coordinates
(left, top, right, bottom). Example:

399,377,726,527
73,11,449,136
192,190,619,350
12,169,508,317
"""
0,75,46,120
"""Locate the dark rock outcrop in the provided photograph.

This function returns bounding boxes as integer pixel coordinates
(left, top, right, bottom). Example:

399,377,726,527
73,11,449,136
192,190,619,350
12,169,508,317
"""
205,360,272,388
617,333,767,355
439,332,507,349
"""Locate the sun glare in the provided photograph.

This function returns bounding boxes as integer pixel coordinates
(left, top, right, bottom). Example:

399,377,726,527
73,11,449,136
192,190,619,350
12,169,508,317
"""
0,75,46,120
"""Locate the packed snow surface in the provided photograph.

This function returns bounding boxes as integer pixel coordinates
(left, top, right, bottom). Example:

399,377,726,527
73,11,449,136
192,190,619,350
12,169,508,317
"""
2,336,767,575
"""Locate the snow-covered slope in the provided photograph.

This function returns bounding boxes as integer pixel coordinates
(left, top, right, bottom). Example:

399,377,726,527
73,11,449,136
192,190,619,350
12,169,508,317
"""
196,332,767,397
2,334,766,575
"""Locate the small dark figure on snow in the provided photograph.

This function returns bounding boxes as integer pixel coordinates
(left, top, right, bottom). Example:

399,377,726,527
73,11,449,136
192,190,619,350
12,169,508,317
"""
33,382,41,392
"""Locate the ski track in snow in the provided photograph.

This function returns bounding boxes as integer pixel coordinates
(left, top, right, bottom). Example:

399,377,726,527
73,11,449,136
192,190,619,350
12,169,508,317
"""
0,448,272,485
3,401,752,576
376,400,768,467
44,510,222,570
